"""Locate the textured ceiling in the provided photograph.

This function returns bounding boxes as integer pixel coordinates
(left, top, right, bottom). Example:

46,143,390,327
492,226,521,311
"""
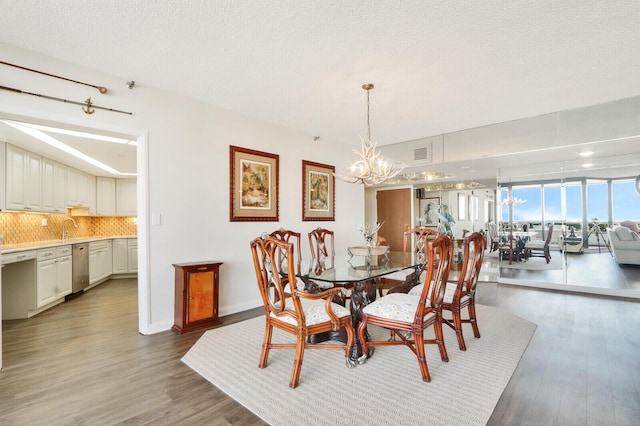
1,1,639,180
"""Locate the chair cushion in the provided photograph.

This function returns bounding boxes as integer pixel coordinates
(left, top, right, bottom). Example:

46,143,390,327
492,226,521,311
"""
362,293,435,323
272,298,350,326
615,226,634,241
382,269,414,282
409,281,457,303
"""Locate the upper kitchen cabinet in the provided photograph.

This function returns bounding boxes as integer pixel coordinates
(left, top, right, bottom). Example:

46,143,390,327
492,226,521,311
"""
116,179,136,216
96,177,116,216
67,166,95,212
0,141,5,211
6,144,42,211
41,157,67,213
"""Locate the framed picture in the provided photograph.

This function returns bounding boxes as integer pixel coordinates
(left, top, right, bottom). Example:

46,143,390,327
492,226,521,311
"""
229,145,279,222
419,197,440,227
469,194,479,221
458,193,466,220
302,160,335,221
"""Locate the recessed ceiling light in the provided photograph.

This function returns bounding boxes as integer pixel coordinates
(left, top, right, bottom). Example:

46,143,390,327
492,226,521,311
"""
580,151,594,157
582,163,594,168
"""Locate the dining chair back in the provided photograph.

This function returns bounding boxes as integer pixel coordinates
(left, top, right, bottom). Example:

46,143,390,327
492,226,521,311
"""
357,234,454,382
308,227,335,260
487,220,499,252
378,227,439,295
525,223,554,263
250,235,354,388
440,231,486,350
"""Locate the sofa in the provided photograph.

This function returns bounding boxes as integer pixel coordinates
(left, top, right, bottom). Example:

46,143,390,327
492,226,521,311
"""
607,225,640,265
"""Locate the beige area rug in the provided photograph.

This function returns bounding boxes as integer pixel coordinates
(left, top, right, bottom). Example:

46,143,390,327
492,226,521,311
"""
485,250,567,270
182,305,536,426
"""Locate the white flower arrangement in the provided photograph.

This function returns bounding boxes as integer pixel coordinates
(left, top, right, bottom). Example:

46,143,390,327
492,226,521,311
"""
357,221,384,247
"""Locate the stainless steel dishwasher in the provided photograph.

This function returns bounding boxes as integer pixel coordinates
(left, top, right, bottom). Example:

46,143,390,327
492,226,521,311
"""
71,242,89,295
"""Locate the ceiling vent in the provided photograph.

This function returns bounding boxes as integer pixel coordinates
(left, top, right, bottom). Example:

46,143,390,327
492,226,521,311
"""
414,147,428,161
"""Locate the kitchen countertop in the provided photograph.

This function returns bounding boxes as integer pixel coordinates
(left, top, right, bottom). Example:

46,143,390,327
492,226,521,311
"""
1,236,137,254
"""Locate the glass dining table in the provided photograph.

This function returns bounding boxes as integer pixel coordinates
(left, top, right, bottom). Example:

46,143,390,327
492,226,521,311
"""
297,250,424,365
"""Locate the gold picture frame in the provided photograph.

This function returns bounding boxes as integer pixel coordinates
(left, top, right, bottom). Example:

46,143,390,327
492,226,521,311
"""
302,160,335,221
229,145,279,222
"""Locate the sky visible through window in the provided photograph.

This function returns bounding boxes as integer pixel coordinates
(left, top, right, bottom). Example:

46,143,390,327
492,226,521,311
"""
500,179,640,223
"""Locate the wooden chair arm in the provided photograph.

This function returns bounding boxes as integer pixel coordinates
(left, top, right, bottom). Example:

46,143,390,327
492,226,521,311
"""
294,288,344,324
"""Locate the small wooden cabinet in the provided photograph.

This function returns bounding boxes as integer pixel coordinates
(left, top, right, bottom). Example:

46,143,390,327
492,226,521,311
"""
172,261,223,334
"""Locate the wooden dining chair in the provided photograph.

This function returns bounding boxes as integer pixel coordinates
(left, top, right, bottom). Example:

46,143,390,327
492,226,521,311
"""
377,227,439,296
250,235,354,388
308,227,335,260
525,223,554,263
308,227,354,299
357,234,454,382
487,221,500,252
439,231,486,351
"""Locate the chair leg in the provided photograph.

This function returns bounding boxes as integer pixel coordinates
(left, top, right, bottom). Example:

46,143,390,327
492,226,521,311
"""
468,301,481,338
452,307,466,351
259,323,273,368
414,331,431,382
289,335,305,388
434,318,449,362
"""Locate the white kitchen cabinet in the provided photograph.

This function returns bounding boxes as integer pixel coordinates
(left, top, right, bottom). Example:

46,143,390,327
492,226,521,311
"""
116,179,137,216
36,246,72,308
112,238,137,273
6,144,42,211
67,167,95,210
0,141,6,211
127,239,138,272
112,238,128,273
96,177,116,216
41,157,67,213
89,240,113,284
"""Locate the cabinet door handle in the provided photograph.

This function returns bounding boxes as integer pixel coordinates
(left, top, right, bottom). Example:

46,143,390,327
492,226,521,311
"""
188,297,194,300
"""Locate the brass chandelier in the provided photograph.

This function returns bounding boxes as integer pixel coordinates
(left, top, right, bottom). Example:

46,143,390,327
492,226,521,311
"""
337,84,404,186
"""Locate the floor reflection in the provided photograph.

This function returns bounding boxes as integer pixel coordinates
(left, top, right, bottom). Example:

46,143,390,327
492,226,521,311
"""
484,248,640,298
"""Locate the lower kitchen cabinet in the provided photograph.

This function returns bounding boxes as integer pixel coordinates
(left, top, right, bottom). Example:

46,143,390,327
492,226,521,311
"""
112,238,137,274
172,261,222,334
36,246,72,308
89,240,113,284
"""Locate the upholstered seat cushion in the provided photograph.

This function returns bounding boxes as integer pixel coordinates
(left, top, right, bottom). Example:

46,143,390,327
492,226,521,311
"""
272,297,350,326
407,281,459,304
362,293,436,323
615,226,639,242
381,269,415,282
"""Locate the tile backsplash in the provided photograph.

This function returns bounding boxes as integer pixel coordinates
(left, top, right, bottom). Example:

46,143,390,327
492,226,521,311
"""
0,211,137,245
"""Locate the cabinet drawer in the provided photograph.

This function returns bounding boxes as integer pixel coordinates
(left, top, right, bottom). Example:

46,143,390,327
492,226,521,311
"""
2,250,37,265
89,241,110,251
55,245,72,257
37,248,56,260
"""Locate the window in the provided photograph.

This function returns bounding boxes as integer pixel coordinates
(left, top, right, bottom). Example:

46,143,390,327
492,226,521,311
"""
512,185,541,222
612,179,640,222
543,184,562,221
565,182,583,223
586,180,608,223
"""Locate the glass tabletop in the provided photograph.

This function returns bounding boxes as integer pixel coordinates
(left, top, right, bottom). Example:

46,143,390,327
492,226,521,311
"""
298,251,423,284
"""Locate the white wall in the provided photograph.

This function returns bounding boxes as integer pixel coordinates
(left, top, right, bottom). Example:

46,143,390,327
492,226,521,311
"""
0,43,365,333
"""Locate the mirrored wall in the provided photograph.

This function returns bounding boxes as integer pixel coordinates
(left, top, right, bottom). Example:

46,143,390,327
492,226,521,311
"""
495,151,640,298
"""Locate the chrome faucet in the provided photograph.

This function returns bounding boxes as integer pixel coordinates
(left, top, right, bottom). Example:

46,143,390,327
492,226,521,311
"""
62,217,78,241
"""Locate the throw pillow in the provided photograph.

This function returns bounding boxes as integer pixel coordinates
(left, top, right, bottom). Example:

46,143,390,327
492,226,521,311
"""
621,220,640,233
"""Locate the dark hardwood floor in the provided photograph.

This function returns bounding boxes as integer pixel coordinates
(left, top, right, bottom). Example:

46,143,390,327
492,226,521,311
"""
1,276,639,425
